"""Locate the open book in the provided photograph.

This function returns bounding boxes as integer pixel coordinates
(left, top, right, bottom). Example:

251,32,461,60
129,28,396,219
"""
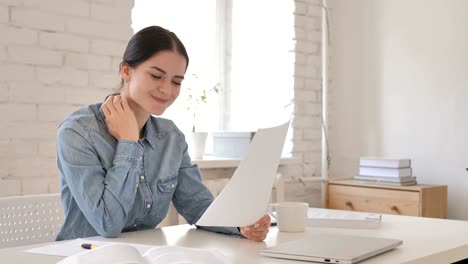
55,243,229,264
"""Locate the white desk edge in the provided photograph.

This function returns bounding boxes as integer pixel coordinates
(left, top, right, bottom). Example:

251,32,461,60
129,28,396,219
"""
1,209,467,264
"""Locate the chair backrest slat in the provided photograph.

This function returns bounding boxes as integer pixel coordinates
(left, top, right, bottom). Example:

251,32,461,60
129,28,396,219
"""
0,193,63,248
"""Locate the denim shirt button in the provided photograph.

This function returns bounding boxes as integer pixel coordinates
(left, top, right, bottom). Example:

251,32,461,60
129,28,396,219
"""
135,183,139,188
140,175,145,180
133,224,137,227
146,204,151,208
171,184,175,188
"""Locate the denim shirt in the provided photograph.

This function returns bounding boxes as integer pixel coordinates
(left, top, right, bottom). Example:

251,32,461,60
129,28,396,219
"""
55,102,241,240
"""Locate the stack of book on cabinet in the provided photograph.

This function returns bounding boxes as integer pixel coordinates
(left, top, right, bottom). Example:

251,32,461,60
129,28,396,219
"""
354,157,417,186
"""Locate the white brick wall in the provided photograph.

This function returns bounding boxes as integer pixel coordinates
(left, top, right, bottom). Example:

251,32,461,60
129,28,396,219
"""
292,0,323,189
0,25,38,45
0,64,35,81
89,71,120,89
11,8,66,31
0,45,6,61
66,18,131,41
38,140,56,158
0,82,8,102
0,0,324,205
9,82,65,104
0,179,21,196
0,5,8,23
8,46,63,65
64,88,109,105
0,103,36,121
39,32,89,53
91,39,127,57
22,0,90,17
0,139,37,158
0,0,134,197
37,104,77,122
90,3,132,23
37,67,89,86
65,53,111,70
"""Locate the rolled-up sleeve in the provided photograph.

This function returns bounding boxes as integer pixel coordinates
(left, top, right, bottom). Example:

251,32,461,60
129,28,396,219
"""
57,121,143,237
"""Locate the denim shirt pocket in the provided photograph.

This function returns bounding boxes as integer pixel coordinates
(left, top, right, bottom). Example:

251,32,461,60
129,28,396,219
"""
155,174,178,219
157,174,178,193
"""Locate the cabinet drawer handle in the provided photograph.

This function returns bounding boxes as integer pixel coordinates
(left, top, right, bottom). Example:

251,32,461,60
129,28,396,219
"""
345,201,354,209
391,205,400,214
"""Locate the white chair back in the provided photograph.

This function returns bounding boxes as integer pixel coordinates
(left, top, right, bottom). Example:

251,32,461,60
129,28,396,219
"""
0,193,63,248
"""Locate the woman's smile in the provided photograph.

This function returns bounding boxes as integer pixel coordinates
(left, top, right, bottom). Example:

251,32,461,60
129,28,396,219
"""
151,94,169,104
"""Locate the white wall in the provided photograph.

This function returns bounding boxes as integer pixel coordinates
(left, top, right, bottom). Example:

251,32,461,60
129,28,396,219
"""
329,0,468,220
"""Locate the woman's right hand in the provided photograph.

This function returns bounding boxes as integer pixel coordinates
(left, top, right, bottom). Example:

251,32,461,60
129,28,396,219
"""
102,95,139,142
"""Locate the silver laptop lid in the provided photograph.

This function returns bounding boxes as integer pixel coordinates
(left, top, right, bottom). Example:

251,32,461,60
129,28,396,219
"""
260,234,402,264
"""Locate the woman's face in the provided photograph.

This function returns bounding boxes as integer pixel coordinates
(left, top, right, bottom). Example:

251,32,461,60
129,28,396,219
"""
121,50,187,116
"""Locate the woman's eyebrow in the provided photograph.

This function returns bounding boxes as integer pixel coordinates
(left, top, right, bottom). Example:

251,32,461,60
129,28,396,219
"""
149,66,166,74
149,66,184,79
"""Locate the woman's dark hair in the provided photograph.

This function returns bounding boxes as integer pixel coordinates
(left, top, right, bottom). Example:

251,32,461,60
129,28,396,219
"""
118,25,189,88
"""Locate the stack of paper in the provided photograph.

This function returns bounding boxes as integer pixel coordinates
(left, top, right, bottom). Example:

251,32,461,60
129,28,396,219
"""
307,208,381,229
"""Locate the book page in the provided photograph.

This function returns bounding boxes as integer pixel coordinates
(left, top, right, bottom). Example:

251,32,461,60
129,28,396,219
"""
196,121,290,227
23,239,153,257
143,246,230,264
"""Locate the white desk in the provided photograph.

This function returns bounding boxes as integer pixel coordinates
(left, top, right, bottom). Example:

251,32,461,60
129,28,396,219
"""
1,212,468,263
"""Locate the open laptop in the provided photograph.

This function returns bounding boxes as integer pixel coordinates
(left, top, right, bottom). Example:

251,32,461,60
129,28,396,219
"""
260,233,402,264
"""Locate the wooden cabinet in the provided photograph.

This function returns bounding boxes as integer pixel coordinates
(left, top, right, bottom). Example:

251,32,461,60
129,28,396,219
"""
327,179,447,218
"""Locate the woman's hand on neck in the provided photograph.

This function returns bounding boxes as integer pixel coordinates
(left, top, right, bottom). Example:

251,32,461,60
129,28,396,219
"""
120,91,150,139
102,94,140,142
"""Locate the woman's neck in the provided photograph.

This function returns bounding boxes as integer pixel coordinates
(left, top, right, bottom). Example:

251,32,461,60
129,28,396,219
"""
133,106,150,139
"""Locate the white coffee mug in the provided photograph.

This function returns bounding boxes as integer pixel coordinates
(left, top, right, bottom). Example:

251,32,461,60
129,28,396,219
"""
268,202,309,232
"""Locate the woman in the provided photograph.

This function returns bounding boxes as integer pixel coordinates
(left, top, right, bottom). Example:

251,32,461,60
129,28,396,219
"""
56,26,270,241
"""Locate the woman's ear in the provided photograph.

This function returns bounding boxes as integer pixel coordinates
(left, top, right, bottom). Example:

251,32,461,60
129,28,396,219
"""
120,62,132,83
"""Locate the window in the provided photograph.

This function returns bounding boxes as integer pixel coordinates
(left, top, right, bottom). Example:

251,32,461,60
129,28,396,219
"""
133,0,294,154
229,0,294,131
132,0,219,133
